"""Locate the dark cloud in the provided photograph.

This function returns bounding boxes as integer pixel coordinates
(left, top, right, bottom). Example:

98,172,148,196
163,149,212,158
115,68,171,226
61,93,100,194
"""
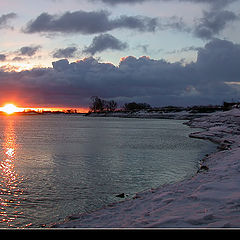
12,57,25,61
194,10,239,39
182,0,237,8
23,9,189,40
19,45,41,56
195,38,240,82
0,54,6,61
112,15,158,32
93,0,144,4
24,10,158,34
52,47,78,58
23,3,238,40
0,12,17,29
52,59,71,71
0,46,40,63
0,38,240,107
86,0,238,40
91,0,237,8
83,34,128,55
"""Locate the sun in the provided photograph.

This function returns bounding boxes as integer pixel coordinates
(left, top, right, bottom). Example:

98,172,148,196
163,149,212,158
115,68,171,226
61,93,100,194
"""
1,104,19,114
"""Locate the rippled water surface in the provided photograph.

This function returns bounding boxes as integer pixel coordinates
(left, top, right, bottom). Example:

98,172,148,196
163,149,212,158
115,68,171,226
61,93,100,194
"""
0,114,216,228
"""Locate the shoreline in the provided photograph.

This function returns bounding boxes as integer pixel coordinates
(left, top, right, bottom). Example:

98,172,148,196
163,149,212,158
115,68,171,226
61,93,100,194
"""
51,108,240,228
85,110,211,120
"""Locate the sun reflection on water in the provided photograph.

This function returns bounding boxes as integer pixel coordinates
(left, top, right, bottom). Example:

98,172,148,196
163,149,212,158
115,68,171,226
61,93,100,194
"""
0,117,24,227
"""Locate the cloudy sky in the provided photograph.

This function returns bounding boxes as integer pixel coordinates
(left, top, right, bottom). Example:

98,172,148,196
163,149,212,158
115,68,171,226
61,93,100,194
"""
0,0,240,109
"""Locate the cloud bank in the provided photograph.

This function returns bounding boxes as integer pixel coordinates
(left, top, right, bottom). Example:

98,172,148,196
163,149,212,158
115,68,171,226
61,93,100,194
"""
22,4,239,42
0,38,240,108
194,10,239,39
92,0,237,8
24,10,158,34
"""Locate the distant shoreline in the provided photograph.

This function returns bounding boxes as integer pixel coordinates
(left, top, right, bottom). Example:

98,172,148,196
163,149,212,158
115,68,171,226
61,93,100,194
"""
0,109,212,120
84,103,235,120
0,102,235,119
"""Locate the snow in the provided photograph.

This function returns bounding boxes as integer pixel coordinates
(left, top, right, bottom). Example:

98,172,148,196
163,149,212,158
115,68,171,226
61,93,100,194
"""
51,108,240,228
86,110,209,120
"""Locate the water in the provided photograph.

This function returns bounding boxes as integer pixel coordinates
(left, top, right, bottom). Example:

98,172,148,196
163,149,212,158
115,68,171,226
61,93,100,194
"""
0,114,216,228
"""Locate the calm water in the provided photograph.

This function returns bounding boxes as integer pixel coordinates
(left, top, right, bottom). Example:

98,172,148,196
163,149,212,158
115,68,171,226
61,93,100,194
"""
0,114,216,228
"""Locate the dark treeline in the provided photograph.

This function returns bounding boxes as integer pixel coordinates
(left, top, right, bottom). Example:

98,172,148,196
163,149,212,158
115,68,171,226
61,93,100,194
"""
123,102,151,111
88,96,240,114
89,96,152,113
89,96,118,112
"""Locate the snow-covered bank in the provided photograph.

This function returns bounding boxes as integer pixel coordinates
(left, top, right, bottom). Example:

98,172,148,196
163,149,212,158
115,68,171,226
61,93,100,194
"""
51,109,240,228
86,110,210,120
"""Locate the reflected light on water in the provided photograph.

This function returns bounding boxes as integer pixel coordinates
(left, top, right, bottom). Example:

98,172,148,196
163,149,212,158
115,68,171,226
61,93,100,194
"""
0,118,24,227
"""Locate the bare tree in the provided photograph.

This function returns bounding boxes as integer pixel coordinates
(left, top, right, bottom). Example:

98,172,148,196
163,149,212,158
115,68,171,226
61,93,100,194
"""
89,96,106,112
106,100,117,112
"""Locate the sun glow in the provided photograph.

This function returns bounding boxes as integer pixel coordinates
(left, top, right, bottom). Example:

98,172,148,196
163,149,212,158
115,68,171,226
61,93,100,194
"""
1,104,20,114
0,104,88,115
0,62,37,72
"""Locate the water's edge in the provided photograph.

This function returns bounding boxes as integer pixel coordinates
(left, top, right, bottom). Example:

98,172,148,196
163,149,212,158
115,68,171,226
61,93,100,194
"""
49,115,218,228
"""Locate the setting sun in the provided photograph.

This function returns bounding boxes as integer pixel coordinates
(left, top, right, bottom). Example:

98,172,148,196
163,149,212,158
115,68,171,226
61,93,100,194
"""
1,104,20,114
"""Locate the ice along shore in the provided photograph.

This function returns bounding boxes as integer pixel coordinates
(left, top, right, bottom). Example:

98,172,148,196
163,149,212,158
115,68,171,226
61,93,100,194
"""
51,108,240,228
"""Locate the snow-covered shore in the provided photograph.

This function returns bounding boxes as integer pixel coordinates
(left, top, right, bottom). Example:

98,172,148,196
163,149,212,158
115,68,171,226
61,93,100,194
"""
51,109,240,228
86,110,209,120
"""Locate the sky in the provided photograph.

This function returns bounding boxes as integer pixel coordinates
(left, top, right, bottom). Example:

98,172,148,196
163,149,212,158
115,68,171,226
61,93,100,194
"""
0,0,240,109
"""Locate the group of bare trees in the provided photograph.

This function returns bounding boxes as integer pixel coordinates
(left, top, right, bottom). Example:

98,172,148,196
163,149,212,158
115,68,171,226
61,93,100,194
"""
89,96,151,113
89,96,118,113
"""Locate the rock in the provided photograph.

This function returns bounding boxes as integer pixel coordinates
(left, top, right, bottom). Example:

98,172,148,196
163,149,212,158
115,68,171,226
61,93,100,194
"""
197,165,209,173
218,144,231,150
116,193,125,198
133,194,141,199
200,165,209,171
